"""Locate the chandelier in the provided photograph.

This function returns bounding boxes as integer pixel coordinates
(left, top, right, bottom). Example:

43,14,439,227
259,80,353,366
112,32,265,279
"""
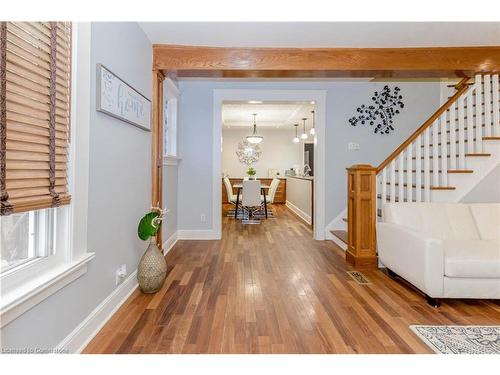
246,113,263,144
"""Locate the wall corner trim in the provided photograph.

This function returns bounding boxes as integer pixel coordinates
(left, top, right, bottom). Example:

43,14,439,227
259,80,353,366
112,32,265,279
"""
57,270,138,353
162,231,178,255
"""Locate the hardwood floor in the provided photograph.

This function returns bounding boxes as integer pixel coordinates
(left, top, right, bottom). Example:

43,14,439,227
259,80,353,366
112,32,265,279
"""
83,204,500,354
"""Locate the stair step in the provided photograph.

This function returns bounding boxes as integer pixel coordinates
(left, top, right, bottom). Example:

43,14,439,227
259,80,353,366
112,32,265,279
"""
330,230,348,245
439,123,485,136
419,136,500,148
394,169,473,173
412,153,491,160
384,183,455,190
447,169,474,174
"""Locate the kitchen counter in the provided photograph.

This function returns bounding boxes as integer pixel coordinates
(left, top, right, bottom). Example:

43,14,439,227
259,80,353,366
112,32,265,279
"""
286,175,313,181
285,177,313,225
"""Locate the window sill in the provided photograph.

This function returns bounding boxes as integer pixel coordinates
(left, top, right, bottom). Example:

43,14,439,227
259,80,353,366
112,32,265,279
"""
0,252,95,328
163,155,181,166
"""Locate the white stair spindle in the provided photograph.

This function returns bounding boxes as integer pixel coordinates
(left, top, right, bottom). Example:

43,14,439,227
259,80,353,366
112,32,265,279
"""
449,103,457,170
398,153,404,201
406,144,413,202
475,74,483,152
492,74,499,136
458,95,466,169
440,112,448,186
432,120,439,187
484,74,492,137
390,160,396,203
415,135,422,202
381,168,387,207
467,91,474,154
424,127,431,202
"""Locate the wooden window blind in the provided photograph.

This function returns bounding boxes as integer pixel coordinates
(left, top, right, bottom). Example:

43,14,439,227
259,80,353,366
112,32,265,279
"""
1,22,72,215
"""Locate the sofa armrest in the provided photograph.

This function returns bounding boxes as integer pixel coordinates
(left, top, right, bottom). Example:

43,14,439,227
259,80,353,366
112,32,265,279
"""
377,222,445,297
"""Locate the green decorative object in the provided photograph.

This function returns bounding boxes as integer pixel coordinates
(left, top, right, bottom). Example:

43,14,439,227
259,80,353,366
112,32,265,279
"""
246,167,257,179
137,209,168,293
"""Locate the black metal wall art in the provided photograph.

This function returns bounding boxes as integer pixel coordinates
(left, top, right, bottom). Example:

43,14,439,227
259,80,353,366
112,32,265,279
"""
349,86,404,134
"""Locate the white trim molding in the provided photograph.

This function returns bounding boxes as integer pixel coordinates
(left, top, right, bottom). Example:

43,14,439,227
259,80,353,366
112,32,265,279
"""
213,89,327,240
163,155,181,166
285,200,312,225
0,253,95,328
162,231,178,255
57,269,138,353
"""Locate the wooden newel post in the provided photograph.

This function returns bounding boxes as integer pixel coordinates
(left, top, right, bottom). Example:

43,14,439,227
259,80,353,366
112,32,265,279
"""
346,164,378,269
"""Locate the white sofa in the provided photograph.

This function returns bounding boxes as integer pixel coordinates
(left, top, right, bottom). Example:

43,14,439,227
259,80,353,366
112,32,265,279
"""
377,203,500,305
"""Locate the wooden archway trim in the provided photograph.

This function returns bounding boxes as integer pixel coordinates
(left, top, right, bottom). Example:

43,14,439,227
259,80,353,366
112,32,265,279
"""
151,44,500,249
151,69,164,248
154,44,500,78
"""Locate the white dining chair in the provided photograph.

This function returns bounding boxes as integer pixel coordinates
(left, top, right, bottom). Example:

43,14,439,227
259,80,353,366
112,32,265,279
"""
242,180,261,224
263,178,280,204
224,177,238,204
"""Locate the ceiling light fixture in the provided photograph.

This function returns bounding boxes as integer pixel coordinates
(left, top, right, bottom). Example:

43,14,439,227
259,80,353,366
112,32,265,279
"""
246,113,263,144
310,110,316,135
293,124,299,143
301,118,308,139
248,100,263,104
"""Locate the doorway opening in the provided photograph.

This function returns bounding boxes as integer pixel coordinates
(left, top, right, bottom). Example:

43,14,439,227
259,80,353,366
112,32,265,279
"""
212,90,326,240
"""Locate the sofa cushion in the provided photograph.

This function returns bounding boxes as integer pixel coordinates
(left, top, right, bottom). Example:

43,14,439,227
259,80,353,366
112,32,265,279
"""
383,203,480,240
468,203,500,241
444,239,500,278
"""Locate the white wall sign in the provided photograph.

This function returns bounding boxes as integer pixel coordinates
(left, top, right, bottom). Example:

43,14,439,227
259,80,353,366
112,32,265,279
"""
96,64,151,131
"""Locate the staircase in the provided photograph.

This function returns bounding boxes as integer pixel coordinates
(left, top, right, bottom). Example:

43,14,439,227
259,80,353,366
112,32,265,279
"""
329,74,500,259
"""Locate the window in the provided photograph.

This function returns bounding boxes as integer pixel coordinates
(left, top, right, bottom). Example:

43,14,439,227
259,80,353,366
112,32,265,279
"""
1,209,55,273
163,78,180,164
0,22,94,327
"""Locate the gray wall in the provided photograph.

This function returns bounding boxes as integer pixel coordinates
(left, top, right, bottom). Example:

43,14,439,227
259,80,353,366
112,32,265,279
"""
222,127,302,178
1,22,152,349
177,80,441,231
461,165,500,203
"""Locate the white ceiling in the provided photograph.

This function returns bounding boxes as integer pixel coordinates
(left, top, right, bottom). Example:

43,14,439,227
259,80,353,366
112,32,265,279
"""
222,101,315,130
139,22,500,47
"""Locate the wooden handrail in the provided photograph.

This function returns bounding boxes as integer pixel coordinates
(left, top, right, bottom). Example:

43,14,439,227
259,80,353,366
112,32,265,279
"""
376,77,471,173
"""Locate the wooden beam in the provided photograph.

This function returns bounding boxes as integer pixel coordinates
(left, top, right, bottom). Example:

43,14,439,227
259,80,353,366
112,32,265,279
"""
154,45,500,78
151,69,165,248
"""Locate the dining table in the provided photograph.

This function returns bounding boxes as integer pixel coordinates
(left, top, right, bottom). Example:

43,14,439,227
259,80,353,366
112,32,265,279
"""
232,183,270,219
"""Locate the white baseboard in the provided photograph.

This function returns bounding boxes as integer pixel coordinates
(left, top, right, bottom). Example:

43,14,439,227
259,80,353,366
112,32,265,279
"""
177,229,220,240
285,201,312,225
57,270,138,353
162,231,178,255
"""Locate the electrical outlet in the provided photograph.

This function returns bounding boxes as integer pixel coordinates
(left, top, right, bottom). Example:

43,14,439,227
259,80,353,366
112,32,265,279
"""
115,264,127,286
200,214,206,222
348,142,360,151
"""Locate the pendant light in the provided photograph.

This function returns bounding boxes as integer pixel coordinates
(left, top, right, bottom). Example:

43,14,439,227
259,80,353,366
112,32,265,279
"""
301,118,308,139
293,124,299,143
246,113,263,144
310,110,316,135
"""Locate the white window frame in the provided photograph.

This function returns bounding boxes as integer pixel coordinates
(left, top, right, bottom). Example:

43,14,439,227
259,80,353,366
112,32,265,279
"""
0,23,94,328
163,78,181,166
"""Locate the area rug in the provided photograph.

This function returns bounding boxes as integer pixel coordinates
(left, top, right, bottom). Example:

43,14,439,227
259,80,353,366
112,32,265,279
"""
410,325,500,354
